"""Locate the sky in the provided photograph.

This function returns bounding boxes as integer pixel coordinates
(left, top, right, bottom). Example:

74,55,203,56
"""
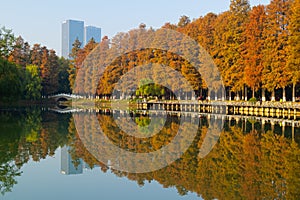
1,0,270,57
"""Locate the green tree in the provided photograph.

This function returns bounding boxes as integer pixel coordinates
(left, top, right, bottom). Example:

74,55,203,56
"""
136,79,165,97
0,26,15,59
57,57,71,93
0,58,23,102
24,65,42,100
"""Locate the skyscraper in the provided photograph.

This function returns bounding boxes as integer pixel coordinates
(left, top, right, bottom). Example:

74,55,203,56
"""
84,26,101,45
62,20,101,58
61,19,84,58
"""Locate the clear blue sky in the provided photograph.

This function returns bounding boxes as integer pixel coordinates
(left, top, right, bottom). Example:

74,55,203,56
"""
1,0,270,56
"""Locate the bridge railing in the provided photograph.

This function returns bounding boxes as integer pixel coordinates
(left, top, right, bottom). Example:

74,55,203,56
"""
49,94,84,99
147,100,300,109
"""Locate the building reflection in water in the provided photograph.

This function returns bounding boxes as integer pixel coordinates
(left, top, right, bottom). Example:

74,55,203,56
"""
61,146,83,175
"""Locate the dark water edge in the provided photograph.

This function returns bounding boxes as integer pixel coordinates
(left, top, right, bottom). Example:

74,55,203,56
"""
0,99,56,108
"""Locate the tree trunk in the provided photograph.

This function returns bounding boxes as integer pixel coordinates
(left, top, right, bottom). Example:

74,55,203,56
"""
207,89,210,101
222,88,225,101
292,122,295,142
252,87,255,98
292,82,296,102
283,87,286,102
261,119,265,133
215,89,218,100
271,89,275,101
242,87,245,101
262,88,266,102
236,91,240,101
245,86,248,101
191,91,195,100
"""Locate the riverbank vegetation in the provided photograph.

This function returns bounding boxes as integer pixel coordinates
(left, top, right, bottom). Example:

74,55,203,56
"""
68,0,300,102
0,27,70,103
0,0,299,104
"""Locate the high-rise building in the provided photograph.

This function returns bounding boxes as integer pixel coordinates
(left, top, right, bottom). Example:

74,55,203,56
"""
61,19,84,58
84,26,101,45
62,19,101,58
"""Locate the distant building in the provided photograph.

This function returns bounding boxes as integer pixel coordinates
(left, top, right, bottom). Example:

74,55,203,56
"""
61,146,83,175
61,19,84,58
61,19,101,58
84,26,101,45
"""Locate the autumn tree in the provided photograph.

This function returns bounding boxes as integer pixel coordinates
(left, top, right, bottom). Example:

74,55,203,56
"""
287,0,300,102
71,38,98,95
44,49,59,95
227,0,250,99
262,0,291,101
161,22,177,30
213,11,232,99
30,44,42,66
243,5,267,98
68,38,82,91
177,15,191,28
197,13,218,55
8,36,30,68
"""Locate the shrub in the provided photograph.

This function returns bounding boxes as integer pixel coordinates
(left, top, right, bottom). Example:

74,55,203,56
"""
249,97,257,103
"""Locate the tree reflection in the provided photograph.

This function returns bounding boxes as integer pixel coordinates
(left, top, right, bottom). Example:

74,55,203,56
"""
0,163,21,195
0,109,299,199
0,109,70,195
0,110,24,195
69,111,300,199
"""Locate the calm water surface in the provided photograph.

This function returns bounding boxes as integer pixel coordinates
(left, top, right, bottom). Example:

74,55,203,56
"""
0,108,299,200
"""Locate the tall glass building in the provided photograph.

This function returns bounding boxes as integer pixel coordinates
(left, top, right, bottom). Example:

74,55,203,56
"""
61,19,84,58
84,26,101,45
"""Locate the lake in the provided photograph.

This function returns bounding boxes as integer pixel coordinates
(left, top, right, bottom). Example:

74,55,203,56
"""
0,108,299,200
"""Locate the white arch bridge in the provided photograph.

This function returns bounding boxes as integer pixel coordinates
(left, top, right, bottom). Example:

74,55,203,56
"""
49,94,83,102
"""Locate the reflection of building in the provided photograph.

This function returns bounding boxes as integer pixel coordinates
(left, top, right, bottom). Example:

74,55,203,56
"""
61,146,83,175
84,26,101,45
61,19,101,58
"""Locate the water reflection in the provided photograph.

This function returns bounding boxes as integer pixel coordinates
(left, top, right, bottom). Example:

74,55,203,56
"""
0,109,299,199
60,146,83,175
0,109,70,195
